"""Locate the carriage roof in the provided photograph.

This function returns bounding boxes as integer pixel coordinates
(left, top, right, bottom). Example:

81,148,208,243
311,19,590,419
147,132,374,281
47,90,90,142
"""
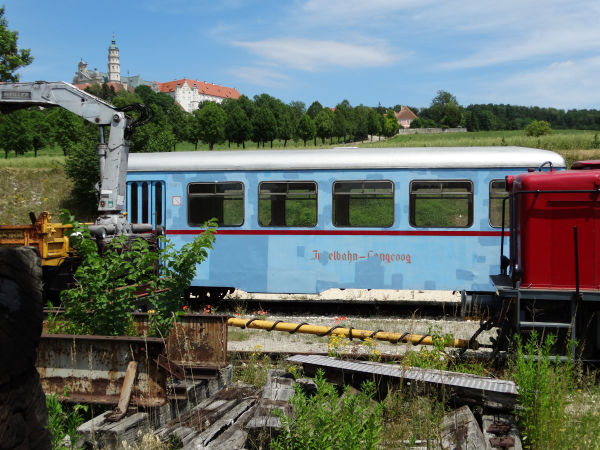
127,146,565,172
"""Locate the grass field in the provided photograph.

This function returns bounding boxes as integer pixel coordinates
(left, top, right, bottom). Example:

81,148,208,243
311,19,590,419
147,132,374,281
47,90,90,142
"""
1,130,599,224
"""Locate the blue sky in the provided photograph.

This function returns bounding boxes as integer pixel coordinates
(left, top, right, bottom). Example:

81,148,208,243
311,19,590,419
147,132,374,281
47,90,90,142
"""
5,0,600,110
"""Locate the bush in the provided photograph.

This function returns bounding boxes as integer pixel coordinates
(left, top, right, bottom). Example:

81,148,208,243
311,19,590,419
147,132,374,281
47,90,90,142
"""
525,120,552,137
272,369,382,450
57,210,216,336
511,332,573,448
46,393,88,449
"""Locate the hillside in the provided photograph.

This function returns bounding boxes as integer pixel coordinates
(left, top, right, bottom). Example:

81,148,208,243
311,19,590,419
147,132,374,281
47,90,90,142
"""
0,167,74,225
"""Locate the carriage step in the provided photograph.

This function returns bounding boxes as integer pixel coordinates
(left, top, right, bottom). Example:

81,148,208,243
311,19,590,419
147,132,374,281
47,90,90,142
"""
519,321,572,329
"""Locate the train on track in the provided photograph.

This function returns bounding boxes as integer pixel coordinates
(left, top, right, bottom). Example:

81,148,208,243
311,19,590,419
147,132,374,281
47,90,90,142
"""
126,146,600,359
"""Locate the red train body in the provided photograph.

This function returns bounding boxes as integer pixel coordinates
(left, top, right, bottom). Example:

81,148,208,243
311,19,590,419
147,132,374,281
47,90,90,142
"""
490,164,600,359
508,169,600,290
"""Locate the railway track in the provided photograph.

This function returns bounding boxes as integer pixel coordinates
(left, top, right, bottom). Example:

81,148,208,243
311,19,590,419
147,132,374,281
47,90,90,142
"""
215,297,461,319
192,289,464,320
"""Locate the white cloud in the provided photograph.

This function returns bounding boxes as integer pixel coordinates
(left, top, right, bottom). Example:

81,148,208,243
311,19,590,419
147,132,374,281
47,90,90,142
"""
479,56,600,108
232,38,402,72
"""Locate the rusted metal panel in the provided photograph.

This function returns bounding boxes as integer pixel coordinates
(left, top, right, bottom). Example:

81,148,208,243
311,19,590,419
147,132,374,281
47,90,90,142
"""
133,313,228,368
43,310,229,369
36,334,167,407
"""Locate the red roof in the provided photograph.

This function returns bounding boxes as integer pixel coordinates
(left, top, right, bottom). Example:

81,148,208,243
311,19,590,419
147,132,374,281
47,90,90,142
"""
156,78,240,100
395,106,417,120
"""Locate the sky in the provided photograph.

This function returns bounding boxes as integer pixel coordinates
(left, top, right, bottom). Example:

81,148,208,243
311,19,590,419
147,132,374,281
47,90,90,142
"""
4,0,600,110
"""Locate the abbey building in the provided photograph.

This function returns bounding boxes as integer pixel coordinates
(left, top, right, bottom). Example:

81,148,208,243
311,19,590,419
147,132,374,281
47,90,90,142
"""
73,38,240,113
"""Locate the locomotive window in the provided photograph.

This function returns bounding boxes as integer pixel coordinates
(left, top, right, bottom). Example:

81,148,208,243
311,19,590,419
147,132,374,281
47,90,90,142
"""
258,182,317,227
409,180,473,228
188,182,244,227
489,179,509,228
333,180,394,227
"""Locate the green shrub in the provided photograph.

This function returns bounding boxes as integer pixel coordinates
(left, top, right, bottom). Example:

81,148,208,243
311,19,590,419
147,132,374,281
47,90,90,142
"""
525,120,553,137
46,393,88,449
272,369,382,450
57,210,216,336
511,332,573,448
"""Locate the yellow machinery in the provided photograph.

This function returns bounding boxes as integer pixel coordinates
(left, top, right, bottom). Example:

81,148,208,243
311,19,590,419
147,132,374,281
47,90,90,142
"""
0,212,76,300
0,212,71,267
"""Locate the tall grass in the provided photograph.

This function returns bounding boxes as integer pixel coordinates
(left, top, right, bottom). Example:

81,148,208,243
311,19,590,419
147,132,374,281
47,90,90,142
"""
510,332,600,449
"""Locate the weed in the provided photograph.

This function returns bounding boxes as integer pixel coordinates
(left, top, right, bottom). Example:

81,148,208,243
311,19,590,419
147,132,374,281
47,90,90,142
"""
272,369,382,450
234,345,273,387
508,332,600,449
46,392,88,449
381,389,445,447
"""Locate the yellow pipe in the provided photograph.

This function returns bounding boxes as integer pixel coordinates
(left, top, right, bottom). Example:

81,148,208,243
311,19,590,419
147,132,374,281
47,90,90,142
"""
227,317,477,350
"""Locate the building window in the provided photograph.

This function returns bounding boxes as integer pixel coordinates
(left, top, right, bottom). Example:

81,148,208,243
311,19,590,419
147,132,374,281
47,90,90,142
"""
489,179,509,228
333,180,394,227
188,182,244,227
258,182,317,227
410,180,473,227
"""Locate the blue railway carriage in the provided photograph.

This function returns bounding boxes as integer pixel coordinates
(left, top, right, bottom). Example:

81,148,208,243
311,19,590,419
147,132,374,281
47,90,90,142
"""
126,147,565,298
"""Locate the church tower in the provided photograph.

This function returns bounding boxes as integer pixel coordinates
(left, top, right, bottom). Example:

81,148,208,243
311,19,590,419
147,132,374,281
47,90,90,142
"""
107,35,121,83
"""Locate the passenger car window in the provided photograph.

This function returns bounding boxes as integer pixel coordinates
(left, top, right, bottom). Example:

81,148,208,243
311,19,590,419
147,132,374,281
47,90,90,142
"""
489,179,509,228
258,182,317,227
333,180,394,227
188,182,244,227
410,180,473,227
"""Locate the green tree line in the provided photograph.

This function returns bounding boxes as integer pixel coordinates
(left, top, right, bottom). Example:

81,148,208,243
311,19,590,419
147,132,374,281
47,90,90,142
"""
411,90,600,131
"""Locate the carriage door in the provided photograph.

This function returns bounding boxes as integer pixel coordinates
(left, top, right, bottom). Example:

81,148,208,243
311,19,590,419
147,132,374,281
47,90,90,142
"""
127,181,166,229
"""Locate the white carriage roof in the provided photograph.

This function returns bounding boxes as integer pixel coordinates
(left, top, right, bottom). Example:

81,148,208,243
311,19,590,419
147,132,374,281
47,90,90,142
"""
127,146,565,172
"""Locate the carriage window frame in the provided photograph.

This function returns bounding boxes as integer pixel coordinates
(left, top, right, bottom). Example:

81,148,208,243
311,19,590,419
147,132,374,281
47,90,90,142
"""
489,179,509,228
258,181,318,228
409,179,473,228
332,180,395,228
187,181,244,227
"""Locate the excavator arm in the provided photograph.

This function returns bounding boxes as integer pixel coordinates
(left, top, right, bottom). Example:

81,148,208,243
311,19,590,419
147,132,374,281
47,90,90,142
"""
0,81,150,235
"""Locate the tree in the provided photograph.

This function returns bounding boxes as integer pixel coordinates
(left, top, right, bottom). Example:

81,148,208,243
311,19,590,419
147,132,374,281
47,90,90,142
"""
278,108,296,148
307,101,323,119
383,109,400,137
315,109,334,144
525,120,552,137
252,106,277,148
431,90,458,106
167,105,192,150
441,102,462,128
367,109,381,141
296,114,316,146
0,7,33,81
225,103,252,148
29,109,51,157
0,109,32,158
334,101,351,143
194,101,226,150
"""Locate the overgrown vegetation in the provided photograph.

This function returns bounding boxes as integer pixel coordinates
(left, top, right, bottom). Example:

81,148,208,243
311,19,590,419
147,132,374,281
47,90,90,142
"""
46,392,88,450
510,332,600,449
52,211,216,337
233,345,275,387
272,369,383,450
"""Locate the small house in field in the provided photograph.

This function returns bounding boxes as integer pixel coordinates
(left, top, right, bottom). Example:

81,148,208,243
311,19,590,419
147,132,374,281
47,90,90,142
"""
394,106,417,128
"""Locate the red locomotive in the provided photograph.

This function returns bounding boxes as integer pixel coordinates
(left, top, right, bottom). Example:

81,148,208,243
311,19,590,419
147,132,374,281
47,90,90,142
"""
492,161,600,359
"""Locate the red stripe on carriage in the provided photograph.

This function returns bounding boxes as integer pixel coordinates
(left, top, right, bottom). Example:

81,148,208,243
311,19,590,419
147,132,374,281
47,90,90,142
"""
166,229,507,237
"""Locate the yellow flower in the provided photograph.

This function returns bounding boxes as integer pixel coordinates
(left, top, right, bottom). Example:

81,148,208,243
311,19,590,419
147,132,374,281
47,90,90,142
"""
148,309,155,314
